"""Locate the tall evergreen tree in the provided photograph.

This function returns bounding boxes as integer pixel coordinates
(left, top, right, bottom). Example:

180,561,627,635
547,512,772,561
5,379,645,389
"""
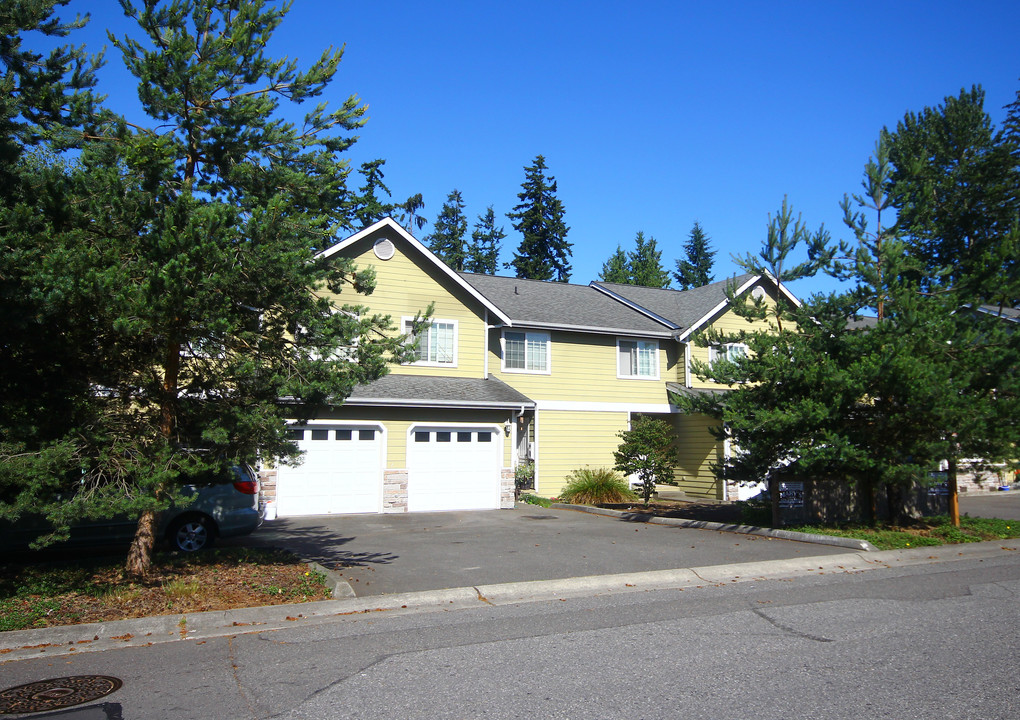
351,158,427,234
674,221,716,290
629,231,671,288
465,205,504,274
426,189,468,270
1,0,413,578
506,154,571,282
598,244,631,283
884,86,1020,302
1,0,108,541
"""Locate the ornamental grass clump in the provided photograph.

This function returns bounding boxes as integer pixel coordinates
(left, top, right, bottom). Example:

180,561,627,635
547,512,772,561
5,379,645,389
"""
560,467,637,505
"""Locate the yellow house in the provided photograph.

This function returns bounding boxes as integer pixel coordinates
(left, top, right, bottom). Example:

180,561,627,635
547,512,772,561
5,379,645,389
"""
260,218,796,515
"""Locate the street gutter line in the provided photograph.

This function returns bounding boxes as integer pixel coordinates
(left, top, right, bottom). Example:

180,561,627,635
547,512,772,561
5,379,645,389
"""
2,539,1017,664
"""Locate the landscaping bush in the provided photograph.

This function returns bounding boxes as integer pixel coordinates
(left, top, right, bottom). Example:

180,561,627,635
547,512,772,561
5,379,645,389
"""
559,467,637,505
519,493,552,508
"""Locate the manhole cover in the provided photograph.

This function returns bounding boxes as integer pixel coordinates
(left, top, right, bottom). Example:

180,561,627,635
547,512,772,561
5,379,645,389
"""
0,676,122,715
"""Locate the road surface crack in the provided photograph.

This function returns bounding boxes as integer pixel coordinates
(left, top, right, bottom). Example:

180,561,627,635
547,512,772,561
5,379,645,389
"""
751,608,833,643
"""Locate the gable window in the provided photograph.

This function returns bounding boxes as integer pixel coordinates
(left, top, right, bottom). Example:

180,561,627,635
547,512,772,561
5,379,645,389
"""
403,319,457,366
709,343,748,365
618,339,659,379
503,330,550,373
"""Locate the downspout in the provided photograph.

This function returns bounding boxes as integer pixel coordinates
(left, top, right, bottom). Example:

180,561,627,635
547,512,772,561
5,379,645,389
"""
684,340,692,387
483,309,489,378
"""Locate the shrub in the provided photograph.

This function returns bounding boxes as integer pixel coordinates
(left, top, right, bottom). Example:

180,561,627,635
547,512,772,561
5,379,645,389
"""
519,493,552,508
560,467,637,505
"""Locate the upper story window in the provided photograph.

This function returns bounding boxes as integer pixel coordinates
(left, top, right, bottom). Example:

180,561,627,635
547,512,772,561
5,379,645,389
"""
403,318,457,366
503,330,550,373
710,343,748,365
618,339,659,379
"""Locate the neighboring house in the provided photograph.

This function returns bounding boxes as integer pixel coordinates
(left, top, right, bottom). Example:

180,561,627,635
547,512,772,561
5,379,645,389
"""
258,218,793,515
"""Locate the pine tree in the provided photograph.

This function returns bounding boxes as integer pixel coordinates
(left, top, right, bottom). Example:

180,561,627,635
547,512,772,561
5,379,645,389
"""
598,245,631,283
1,0,107,541
1,0,412,578
465,206,504,274
506,155,571,282
426,189,468,270
674,222,716,290
352,159,427,234
629,231,671,288
884,86,1020,301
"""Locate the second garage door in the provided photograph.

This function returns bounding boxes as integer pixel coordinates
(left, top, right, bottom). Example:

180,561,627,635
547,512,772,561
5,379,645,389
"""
407,426,502,512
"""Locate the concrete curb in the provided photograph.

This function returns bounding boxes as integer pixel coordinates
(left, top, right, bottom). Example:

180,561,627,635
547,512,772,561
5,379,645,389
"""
3,539,1017,663
552,503,880,552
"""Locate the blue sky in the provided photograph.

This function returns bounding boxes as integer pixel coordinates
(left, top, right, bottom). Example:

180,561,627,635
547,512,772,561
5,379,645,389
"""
59,0,1019,298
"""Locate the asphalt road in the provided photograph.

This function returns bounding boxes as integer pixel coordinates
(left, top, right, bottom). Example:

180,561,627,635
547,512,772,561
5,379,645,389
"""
2,547,1017,719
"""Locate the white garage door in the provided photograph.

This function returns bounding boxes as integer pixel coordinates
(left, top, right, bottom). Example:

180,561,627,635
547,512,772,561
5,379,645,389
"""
276,426,383,516
407,426,502,512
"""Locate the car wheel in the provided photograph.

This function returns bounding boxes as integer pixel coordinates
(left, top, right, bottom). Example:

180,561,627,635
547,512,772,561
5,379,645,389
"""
169,516,214,552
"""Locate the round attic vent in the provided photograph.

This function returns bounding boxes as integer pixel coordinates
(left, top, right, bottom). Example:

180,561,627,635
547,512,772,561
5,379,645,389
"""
751,286,766,300
373,237,395,260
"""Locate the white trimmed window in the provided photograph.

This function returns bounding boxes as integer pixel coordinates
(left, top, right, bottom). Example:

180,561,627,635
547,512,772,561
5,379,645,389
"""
618,339,659,379
403,318,457,366
502,330,550,373
709,343,748,365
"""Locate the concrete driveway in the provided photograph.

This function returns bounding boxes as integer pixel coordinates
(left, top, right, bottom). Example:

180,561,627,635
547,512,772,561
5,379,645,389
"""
234,505,848,597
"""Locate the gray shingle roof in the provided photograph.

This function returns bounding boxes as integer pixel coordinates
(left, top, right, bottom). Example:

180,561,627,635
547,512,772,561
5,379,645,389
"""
458,273,674,336
347,374,534,408
592,275,756,333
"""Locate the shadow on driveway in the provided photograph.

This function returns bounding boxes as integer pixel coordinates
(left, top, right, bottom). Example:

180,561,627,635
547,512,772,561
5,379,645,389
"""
226,506,849,597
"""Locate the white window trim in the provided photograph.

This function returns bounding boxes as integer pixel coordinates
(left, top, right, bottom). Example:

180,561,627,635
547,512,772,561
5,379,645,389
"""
616,337,660,380
402,316,459,368
500,329,552,375
709,342,748,365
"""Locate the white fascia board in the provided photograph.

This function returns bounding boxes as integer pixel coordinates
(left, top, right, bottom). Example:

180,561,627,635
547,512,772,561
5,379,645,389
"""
676,274,803,342
588,282,681,330
317,218,513,326
345,397,536,409
510,321,674,339
536,399,674,413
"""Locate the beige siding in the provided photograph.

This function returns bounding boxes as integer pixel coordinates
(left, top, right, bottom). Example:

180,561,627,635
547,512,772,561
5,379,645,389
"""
670,413,724,499
323,235,489,379
688,281,782,390
534,409,630,497
296,405,513,469
490,328,678,404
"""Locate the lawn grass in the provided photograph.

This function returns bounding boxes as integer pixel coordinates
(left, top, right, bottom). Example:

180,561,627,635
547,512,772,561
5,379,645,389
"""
789,515,1019,550
0,547,330,632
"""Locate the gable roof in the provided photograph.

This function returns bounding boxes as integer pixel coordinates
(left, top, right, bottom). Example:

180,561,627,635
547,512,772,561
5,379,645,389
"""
592,274,802,341
458,272,675,337
318,218,512,325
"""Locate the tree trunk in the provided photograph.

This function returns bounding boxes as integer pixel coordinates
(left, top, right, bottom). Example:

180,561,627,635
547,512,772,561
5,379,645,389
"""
886,482,904,525
861,477,877,526
125,509,158,580
125,335,180,578
769,476,782,527
947,456,960,528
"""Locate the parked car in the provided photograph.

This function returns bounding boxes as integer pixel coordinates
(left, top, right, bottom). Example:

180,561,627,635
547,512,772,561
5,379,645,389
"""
1,465,263,553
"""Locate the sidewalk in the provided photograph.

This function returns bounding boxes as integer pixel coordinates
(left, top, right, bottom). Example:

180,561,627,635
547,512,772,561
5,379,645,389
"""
3,538,1018,663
